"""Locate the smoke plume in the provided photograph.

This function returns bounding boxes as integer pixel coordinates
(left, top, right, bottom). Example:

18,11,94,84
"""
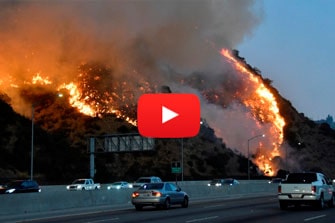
0,0,262,83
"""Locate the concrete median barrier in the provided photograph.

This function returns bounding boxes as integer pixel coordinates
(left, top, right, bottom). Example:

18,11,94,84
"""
176,180,277,199
0,180,278,215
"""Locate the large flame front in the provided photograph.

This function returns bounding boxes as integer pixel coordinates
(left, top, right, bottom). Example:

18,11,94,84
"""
221,49,286,176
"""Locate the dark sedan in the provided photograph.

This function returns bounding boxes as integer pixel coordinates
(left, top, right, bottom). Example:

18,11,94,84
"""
131,182,189,210
0,180,41,194
208,178,240,186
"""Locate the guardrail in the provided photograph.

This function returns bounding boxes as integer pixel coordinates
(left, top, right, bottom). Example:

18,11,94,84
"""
0,180,278,215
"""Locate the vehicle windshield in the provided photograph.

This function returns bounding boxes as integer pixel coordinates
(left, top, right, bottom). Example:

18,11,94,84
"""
5,181,23,188
72,179,85,184
210,179,221,183
137,178,151,183
223,179,234,184
140,183,164,190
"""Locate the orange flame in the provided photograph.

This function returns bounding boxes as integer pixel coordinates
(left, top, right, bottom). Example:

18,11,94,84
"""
57,82,137,126
19,74,138,126
32,73,52,85
221,49,286,176
58,82,97,117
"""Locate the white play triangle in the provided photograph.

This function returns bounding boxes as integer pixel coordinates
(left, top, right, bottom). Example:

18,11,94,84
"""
162,106,179,124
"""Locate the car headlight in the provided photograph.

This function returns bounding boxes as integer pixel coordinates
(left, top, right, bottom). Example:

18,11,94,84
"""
6,188,15,193
107,186,111,190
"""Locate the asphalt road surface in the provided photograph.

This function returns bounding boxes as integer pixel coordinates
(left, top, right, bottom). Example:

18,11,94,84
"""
4,195,335,223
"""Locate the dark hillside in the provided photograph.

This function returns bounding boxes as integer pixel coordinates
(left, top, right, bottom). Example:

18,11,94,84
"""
0,92,249,184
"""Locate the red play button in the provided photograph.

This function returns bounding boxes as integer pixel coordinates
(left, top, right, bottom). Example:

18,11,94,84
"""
162,106,179,124
137,94,200,138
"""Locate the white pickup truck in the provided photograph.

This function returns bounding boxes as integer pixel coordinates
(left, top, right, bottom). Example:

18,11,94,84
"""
278,172,334,210
66,178,101,191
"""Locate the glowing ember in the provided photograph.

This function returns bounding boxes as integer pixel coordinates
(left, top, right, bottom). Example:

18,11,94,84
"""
221,49,286,176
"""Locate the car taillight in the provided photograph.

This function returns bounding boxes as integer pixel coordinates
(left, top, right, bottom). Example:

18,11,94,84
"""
132,192,140,198
311,186,316,193
278,185,281,193
152,191,162,197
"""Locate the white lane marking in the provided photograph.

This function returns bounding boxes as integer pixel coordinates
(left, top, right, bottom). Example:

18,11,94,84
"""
86,218,120,223
304,215,326,221
186,216,218,222
203,204,226,208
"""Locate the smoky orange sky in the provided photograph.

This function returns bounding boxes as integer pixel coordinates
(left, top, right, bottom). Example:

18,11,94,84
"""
0,1,261,85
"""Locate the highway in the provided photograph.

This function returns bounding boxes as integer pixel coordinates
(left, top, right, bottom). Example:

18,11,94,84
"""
6,195,335,223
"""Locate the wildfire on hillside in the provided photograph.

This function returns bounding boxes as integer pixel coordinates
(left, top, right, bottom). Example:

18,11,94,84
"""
0,48,286,177
220,49,286,176
1,1,288,177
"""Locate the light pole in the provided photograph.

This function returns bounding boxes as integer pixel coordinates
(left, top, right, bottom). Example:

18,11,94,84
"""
30,104,35,181
30,93,63,181
181,138,184,181
247,134,265,180
285,145,288,171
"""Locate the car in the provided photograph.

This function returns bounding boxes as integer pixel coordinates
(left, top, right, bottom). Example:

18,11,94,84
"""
107,181,133,190
268,178,283,184
132,176,162,188
207,178,240,186
131,182,189,210
0,180,41,194
278,172,334,210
